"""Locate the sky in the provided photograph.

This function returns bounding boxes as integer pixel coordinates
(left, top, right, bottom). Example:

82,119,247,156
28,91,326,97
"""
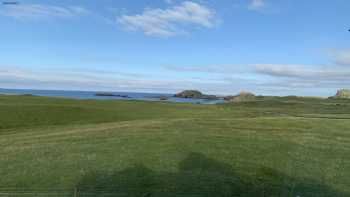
0,0,349,96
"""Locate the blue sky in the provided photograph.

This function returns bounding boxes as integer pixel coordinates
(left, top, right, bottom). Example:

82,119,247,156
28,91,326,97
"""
0,0,349,96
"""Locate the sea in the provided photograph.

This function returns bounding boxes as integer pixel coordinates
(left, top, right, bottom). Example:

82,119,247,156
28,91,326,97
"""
0,88,225,104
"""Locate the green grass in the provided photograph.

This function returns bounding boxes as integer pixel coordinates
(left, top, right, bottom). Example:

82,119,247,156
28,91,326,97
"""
0,95,349,196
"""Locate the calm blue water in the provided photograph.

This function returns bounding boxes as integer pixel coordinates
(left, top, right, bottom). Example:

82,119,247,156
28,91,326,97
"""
0,88,225,104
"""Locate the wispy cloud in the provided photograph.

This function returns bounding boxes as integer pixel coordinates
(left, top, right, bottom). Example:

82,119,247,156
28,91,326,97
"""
0,4,90,20
2,64,348,96
165,62,350,82
254,64,350,80
328,49,350,66
163,62,350,95
254,64,350,94
164,64,245,75
248,0,265,11
0,66,235,94
117,1,215,37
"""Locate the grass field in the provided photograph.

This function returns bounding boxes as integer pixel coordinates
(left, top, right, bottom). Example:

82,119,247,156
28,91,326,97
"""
0,95,350,196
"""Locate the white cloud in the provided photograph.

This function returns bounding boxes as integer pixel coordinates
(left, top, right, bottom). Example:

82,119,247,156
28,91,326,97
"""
248,0,265,11
2,64,349,96
164,63,350,95
117,1,215,37
0,4,90,20
164,64,245,75
164,62,350,83
254,64,350,82
0,66,235,94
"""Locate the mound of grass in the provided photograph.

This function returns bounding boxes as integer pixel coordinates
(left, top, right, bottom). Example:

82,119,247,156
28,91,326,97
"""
226,91,256,102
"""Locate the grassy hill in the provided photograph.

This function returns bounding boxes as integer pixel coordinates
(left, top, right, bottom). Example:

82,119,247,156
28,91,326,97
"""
0,95,349,196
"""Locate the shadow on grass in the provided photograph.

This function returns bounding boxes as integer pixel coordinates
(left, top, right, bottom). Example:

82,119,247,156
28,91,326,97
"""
77,152,346,197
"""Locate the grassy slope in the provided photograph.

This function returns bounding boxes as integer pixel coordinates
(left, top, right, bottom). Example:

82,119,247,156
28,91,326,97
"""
0,95,349,196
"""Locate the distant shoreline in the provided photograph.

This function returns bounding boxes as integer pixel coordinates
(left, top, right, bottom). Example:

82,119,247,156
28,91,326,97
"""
0,88,225,104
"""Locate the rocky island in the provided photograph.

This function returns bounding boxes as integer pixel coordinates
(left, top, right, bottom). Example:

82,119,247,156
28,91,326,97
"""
95,93,130,98
174,90,218,99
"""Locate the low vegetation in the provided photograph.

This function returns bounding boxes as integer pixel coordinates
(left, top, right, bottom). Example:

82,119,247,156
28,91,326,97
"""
333,89,350,99
0,95,349,196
